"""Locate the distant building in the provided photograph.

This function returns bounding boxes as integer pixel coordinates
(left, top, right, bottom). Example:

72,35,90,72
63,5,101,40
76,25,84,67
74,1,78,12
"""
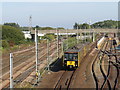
22,31,32,39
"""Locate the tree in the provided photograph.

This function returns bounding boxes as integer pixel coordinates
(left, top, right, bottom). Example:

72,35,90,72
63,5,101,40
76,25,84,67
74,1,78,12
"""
36,25,39,28
81,23,90,29
74,20,118,29
91,20,118,29
73,22,78,29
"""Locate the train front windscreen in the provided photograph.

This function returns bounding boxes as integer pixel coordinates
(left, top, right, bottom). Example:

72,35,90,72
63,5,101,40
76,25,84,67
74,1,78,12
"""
64,53,78,61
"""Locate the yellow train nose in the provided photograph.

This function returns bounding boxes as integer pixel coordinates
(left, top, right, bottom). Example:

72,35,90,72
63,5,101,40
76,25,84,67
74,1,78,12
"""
67,61,75,67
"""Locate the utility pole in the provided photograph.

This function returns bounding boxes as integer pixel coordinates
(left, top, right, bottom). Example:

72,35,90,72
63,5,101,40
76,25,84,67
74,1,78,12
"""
47,39,49,71
10,53,13,88
56,28,59,59
35,28,39,78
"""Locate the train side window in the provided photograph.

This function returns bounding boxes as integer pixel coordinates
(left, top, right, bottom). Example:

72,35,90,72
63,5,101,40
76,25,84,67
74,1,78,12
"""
64,53,78,60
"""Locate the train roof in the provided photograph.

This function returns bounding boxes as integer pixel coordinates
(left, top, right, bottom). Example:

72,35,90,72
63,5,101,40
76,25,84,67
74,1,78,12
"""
64,43,87,53
65,49,80,53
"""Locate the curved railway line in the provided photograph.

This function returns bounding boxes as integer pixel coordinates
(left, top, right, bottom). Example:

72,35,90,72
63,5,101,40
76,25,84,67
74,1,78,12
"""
99,40,111,89
109,44,119,89
92,37,119,89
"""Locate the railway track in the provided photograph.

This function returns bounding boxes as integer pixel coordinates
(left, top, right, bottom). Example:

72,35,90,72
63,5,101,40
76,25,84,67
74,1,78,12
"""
1,41,59,89
14,46,56,86
54,70,75,89
109,61,119,89
92,38,109,89
1,42,56,76
100,40,119,89
109,43,119,89
92,37,120,89
92,53,99,89
13,48,58,87
99,40,111,89
1,44,53,80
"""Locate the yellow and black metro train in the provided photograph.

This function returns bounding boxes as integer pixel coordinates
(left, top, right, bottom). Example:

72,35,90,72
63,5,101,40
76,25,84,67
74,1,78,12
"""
63,43,90,69
63,36,107,69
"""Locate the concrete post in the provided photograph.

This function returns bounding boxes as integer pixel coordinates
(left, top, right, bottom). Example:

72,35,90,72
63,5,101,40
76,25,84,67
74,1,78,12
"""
66,29,68,50
47,39,49,71
93,32,95,42
56,28,59,59
35,28,39,77
10,53,13,88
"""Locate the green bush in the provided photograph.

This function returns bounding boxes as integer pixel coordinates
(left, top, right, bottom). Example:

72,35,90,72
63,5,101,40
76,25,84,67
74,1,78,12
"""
2,25,25,46
2,40,9,48
42,34,55,41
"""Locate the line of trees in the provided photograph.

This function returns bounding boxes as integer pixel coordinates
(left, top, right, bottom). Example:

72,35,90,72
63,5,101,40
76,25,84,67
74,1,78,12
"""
73,20,118,29
2,20,119,48
4,23,20,28
3,23,65,31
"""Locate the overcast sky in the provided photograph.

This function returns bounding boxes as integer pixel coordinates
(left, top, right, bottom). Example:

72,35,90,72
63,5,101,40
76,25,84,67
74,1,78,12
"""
2,2,118,29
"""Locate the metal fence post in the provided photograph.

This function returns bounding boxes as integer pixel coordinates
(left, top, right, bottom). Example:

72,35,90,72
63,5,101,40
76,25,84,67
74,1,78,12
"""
10,53,13,88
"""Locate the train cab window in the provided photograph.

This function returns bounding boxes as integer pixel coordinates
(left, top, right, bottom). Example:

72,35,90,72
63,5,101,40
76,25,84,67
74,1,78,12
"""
73,54,78,60
64,53,78,60
69,54,73,60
